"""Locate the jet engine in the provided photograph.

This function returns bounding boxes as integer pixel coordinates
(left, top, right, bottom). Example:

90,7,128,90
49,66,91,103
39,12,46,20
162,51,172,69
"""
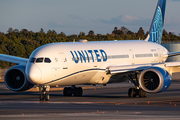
4,65,34,91
139,67,171,93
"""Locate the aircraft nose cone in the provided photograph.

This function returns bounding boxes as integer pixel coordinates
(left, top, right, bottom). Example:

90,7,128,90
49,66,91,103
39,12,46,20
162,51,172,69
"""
26,64,42,84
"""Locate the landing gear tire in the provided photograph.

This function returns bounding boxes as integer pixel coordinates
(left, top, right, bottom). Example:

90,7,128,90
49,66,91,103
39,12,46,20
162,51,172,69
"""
74,87,83,97
45,93,50,101
128,88,136,98
138,89,147,98
39,93,44,101
38,86,50,101
39,93,50,101
63,86,83,97
128,88,147,98
63,87,72,96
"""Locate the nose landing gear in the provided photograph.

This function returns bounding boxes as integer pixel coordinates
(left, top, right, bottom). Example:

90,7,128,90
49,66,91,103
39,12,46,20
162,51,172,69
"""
38,86,50,101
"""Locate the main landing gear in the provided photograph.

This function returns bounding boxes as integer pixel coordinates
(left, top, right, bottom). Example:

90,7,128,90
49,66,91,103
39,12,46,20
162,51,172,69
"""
38,86,50,101
128,88,147,98
127,72,147,98
63,85,83,97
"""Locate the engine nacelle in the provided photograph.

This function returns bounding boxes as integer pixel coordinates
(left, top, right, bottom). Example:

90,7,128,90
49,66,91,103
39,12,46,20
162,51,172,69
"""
4,65,34,91
139,67,171,93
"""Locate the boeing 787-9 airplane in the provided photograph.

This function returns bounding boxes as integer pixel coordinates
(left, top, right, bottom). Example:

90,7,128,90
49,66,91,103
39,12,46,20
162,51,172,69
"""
1,0,180,101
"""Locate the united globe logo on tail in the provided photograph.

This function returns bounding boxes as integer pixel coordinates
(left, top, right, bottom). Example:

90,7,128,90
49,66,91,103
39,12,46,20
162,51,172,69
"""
149,6,163,44
147,0,166,44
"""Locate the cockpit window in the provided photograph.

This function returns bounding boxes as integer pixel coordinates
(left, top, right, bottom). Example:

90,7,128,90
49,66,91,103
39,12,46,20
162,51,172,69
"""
29,57,51,63
29,58,36,63
44,58,51,63
36,58,44,63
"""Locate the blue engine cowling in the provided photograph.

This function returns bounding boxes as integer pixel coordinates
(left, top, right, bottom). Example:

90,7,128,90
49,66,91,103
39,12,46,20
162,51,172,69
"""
4,65,34,91
139,67,171,93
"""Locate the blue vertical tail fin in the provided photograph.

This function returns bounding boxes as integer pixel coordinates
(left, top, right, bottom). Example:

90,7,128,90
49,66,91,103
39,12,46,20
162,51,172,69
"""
145,0,166,44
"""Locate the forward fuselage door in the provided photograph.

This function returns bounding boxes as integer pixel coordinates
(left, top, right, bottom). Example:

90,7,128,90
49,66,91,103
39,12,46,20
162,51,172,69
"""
129,49,134,65
59,53,68,69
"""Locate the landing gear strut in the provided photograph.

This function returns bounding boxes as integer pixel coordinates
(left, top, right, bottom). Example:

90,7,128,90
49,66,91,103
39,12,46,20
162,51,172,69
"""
63,85,83,97
38,86,50,101
127,72,147,98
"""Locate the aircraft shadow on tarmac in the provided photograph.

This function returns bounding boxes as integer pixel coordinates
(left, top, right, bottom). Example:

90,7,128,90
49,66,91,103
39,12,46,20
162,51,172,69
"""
1,86,180,100
0,91,133,99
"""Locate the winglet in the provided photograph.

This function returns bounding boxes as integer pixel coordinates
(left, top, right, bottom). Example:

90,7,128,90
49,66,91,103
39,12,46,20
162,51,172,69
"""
145,0,166,44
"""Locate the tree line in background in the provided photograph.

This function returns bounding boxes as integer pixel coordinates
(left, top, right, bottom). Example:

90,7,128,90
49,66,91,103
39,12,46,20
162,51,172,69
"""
0,26,180,68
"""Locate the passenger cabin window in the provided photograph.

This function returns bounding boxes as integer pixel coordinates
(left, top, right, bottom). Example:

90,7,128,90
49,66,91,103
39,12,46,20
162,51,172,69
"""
44,58,51,63
36,58,44,63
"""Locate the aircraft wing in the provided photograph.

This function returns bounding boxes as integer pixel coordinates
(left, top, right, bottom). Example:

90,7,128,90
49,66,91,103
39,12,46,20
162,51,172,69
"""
106,51,180,75
106,63,152,74
168,51,180,57
0,54,28,65
106,62,180,75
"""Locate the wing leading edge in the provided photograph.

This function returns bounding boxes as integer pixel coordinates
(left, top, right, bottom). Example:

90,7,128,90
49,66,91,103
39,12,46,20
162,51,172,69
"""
106,62,180,75
168,51,180,57
0,54,28,65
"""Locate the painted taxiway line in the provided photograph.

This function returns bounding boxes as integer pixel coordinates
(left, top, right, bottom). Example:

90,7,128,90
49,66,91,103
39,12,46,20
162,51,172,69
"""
0,100,179,107
0,101,126,105
0,113,180,118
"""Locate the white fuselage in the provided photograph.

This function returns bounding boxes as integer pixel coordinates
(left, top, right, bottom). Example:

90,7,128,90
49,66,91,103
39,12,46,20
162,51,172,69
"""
25,40,168,86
